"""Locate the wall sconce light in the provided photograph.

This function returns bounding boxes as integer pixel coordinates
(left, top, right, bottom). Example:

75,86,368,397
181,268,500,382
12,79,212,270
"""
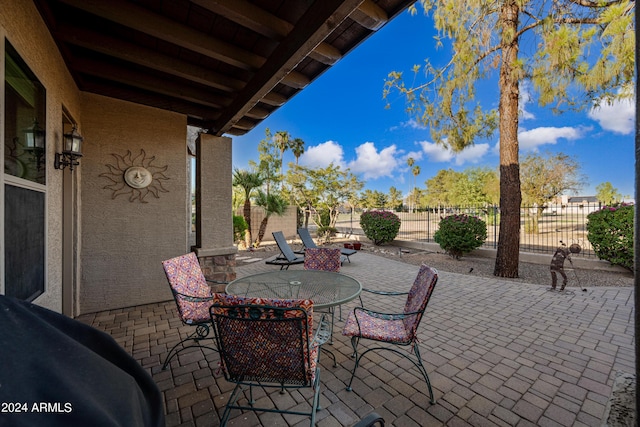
54,124,83,171
23,119,45,170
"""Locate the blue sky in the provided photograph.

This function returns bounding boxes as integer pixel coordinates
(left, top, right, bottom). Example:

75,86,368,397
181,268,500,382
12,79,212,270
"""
231,9,636,200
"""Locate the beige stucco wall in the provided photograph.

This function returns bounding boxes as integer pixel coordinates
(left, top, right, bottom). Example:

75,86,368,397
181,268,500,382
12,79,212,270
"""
79,93,188,314
242,206,298,244
1,1,83,312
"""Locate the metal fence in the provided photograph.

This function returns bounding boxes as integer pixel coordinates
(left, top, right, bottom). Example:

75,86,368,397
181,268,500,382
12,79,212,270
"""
335,203,608,258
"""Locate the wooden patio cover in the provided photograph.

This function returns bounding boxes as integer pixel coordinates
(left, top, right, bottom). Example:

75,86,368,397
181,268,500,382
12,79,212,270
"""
33,0,414,136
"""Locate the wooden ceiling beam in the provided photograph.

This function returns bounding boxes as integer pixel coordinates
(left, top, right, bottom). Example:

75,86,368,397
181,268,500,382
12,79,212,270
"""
55,25,246,92
191,0,286,40
72,57,231,108
192,0,343,66
351,0,388,31
82,79,221,121
281,71,310,90
245,105,271,120
260,92,287,107
211,0,364,135
57,0,265,71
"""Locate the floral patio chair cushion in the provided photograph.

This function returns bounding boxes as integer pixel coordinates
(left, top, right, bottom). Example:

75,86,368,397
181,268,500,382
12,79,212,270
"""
343,264,438,344
162,252,213,324
211,293,318,383
304,247,341,272
403,264,438,335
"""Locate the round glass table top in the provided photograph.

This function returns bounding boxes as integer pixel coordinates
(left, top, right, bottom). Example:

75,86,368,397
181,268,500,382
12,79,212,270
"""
226,270,362,309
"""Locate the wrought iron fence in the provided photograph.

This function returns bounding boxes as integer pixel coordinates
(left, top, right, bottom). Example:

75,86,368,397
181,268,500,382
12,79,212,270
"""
335,203,607,258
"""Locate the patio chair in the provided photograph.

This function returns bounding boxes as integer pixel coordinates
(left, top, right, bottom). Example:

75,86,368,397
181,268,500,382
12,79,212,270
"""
297,227,356,263
265,231,305,270
343,264,438,404
354,412,385,427
210,293,322,426
161,252,220,370
304,247,343,345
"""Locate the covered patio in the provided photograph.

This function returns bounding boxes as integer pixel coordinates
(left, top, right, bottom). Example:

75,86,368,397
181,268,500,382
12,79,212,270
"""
78,252,634,426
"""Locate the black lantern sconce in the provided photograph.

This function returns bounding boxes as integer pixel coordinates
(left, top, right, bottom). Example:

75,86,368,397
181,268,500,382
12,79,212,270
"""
23,119,45,170
54,124,83,171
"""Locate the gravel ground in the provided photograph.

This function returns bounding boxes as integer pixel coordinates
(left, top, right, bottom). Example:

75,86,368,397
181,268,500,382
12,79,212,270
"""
244,240,634,289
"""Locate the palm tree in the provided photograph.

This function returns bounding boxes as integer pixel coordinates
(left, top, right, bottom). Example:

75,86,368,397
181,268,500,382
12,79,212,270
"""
232,168,263,247
253,190,288,247
274,131,291,176
412,165,421,212
406,157,415,212
291,137,305,164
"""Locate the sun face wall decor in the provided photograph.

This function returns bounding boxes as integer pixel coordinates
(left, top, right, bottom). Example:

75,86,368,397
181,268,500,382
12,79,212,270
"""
100,149,169,203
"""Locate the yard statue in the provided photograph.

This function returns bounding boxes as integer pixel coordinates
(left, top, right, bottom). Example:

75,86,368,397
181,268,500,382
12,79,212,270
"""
549,242,572,291
549,241,582,291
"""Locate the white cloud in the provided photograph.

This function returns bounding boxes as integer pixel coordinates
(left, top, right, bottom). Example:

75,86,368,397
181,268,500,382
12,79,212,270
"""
298,140,345,168
389,119,428,132
518,126,584,151
417,141,490,165
347,142,400,179
452,144,491,165
403,150,423,164
418,141,454,162
519,81,535,120
588,97,635,135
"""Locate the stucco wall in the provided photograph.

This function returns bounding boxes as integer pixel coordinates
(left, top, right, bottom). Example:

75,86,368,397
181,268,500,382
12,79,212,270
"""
80,93,188,314
1,1,83,312
243,206,298,244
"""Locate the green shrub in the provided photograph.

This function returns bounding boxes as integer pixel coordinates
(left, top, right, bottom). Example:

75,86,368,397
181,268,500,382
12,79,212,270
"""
317,226,338,243
360,210,401,245
586,203,634,271
233,214,248,244
317,208,331,227
434,214,487,259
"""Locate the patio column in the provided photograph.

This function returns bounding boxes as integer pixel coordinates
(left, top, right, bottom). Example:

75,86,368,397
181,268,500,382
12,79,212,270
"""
193,133,237,290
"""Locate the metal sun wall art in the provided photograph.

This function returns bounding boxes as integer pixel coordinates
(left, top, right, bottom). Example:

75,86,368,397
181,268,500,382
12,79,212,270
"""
100,149,169,203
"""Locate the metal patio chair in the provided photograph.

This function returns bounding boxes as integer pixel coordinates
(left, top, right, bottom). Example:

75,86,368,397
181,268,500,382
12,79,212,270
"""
304,247,343,349
354,412,385,427
265,231,305,270
161,252,219,370
343,264,439,404
297,227,355,263
210,293,323,426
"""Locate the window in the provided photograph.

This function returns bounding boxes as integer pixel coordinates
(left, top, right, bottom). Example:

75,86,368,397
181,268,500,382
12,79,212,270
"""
5,41,46,184
4,40,46,301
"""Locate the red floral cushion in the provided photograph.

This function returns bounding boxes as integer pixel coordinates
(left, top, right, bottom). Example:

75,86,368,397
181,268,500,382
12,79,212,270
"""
343,264,438,344
162,253,213,324
304,248,341,272
211,294,318,383
342,311,412,343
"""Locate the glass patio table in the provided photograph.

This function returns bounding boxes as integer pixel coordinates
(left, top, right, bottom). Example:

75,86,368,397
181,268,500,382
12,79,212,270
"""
225,270,362,310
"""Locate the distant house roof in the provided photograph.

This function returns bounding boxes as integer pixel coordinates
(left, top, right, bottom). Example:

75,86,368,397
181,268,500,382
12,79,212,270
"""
34,0,414,136
566,196,598,204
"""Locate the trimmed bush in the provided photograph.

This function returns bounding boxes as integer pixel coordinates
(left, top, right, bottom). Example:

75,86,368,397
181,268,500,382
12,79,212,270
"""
360,210,401,245
233,214,248,244
586,203,634,271
317,225,338,242
434,214,487,259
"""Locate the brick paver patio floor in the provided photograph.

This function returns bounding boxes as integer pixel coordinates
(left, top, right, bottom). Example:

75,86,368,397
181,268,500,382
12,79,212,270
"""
77,252,635,426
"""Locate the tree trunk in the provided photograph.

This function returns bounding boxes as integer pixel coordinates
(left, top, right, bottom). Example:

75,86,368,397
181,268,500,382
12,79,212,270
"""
256,216,269,247
494,1,521,278
243,199,252,247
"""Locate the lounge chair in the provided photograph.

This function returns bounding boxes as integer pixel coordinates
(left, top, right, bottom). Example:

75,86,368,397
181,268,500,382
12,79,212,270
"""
297,227,356,263
265,231,305,270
